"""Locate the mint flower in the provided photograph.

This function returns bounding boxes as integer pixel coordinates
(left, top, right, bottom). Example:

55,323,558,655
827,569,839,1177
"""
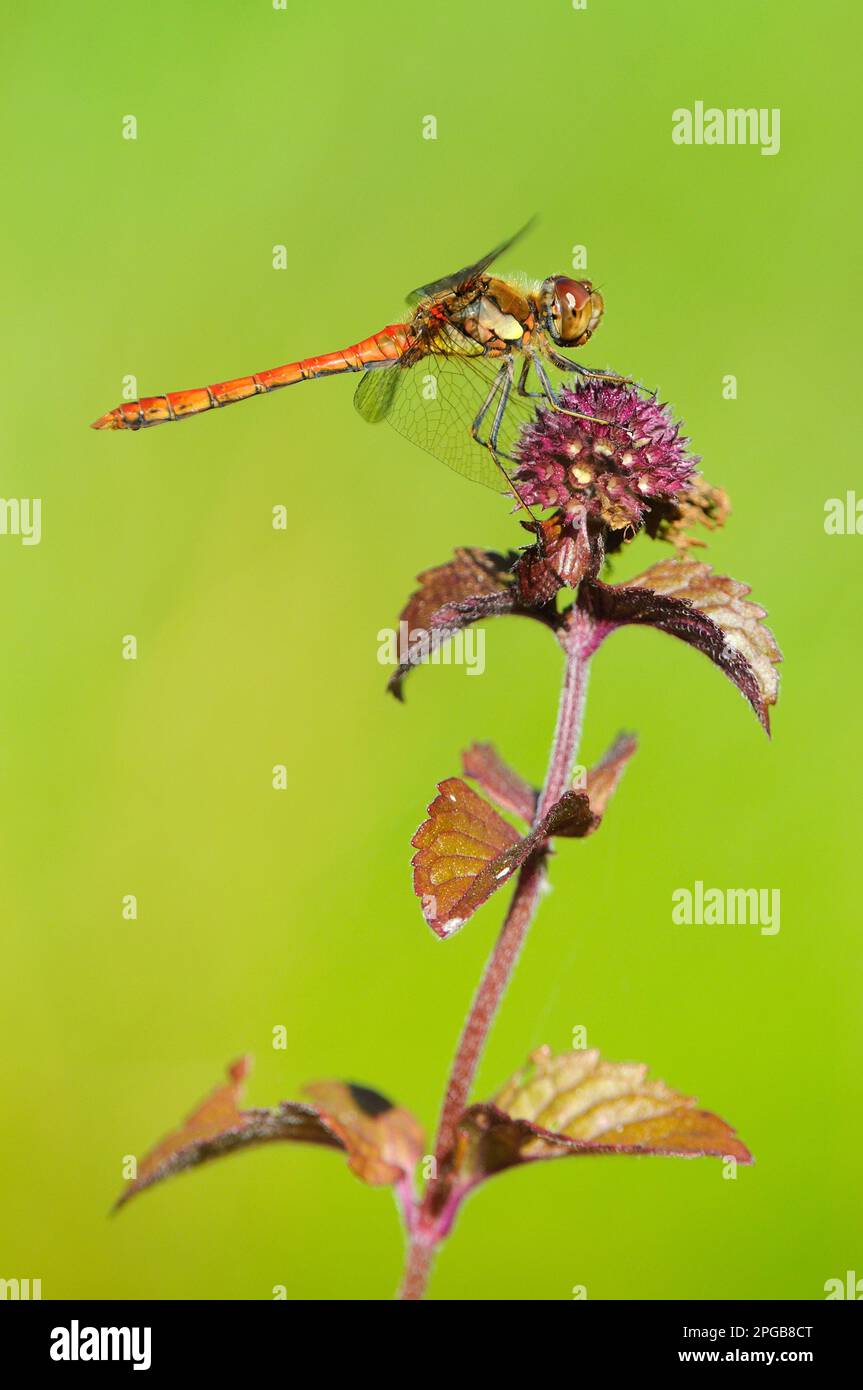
513,381,697,536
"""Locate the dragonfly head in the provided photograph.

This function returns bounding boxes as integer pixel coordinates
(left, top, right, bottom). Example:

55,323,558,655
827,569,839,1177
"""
540,276,604,347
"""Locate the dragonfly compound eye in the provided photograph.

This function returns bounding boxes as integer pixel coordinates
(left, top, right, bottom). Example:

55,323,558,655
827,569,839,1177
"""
541,276,604,347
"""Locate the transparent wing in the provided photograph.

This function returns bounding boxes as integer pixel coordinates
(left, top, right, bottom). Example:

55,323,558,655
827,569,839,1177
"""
406,219,537,307
354,363,401,423
354,328,541,492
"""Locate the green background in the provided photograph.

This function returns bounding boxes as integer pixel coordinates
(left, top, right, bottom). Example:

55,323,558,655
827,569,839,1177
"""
2,0,859,1301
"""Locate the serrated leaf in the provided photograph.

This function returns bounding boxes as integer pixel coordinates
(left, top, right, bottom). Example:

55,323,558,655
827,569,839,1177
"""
387,547,558,699
449,1045,752,1192
411,762,634,937
579,559,781,732
115,1059,423,1210
411,778,523,938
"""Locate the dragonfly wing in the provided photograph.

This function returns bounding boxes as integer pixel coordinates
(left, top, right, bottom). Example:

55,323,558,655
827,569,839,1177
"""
354,363,403,423
358,329,537,492
406,218,537,306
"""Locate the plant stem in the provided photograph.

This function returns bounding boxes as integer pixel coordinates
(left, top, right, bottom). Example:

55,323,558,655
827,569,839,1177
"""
536,611,594,819
398,613,592,1300
431,853,549,1189
397,1236,436,1302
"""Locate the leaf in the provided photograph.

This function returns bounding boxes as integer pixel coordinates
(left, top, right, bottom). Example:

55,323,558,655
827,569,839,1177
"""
115,1059,423,1210
580,732,638,823
448,1045,752,1193
387,547,558,699
411,778,523,938
387,548,515,700
578,559,781,733
411,764,633,937
304,1080,424,1187
461,742,536,823
462,733,637,830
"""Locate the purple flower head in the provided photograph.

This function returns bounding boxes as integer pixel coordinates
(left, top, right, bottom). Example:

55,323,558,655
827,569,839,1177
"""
513,381,698,536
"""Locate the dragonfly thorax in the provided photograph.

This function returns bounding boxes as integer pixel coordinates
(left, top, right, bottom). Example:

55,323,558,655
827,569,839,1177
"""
446,277,534,351
457,295,525,347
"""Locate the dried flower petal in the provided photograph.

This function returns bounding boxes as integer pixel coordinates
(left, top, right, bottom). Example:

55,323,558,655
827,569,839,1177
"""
645,474,731,552
515,511,595,603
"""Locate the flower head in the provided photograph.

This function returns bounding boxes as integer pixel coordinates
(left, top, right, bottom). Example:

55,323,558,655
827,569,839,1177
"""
513,381,698,536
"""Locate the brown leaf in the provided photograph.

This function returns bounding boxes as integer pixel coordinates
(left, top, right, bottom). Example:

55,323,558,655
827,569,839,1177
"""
461,742,536,823
579,559,781,733
403,548,517,629
461,734,636,832
304,1080,424,1187
115,1059,423,1210
411,778,523,938
580,732,638,824
449,1045,752,1190
387,547,558,699
387,548,514,700
411,769,632,938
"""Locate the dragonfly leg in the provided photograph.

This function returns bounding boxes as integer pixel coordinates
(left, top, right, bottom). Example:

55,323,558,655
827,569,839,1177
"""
515,354,545,400
548,350,655,398
531,354,621,430
548,351,630,382
472,358,529,460
470,358,536,517
471,358,520,450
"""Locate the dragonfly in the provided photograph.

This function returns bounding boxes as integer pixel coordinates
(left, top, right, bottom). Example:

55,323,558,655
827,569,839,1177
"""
91,223,625,500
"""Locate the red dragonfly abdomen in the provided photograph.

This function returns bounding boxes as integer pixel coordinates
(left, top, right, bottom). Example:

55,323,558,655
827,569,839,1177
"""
91,324,414,430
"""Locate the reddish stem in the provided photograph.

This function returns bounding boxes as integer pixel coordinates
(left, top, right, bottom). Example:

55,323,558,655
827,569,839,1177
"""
432,854,549,1185
397,1237,436,1302
398,611,593,1299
